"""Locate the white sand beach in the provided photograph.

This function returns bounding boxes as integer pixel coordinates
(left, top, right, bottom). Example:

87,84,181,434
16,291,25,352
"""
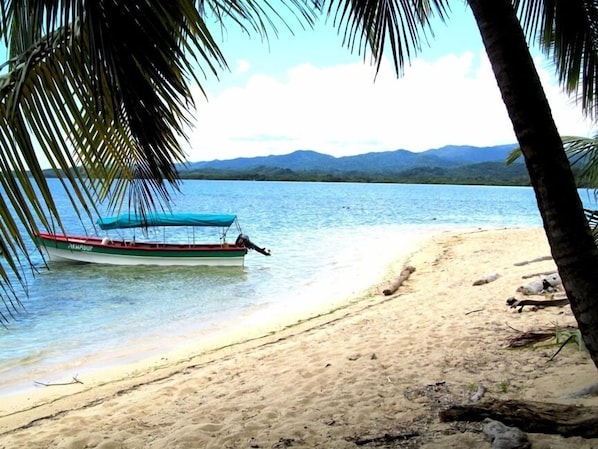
0,227,597,448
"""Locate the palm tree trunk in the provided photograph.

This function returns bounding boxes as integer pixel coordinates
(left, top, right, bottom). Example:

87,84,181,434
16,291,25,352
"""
467,0,598,369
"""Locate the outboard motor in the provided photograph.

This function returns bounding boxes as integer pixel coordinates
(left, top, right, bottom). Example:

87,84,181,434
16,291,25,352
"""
235,234,271,256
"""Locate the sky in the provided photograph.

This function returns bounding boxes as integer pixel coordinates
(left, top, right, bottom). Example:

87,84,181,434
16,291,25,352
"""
181,4,595,164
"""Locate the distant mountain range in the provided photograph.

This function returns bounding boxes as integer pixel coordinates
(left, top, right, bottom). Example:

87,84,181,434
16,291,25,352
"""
182,144,521,174
40,142,585,186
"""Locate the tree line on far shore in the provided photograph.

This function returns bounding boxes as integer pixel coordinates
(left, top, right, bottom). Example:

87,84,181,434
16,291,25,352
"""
176,161,590,187
42,161,593,187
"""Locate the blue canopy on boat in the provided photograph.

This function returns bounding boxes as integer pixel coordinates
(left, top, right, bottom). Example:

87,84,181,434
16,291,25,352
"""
97,213,237,230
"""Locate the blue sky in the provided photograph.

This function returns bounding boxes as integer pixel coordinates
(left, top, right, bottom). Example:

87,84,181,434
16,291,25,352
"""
183,4,595,163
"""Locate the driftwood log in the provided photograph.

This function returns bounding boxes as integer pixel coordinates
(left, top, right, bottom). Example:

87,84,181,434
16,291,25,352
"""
513,256,552,266
439,399,598,438
34,375,84,387
522,271,558,279
353,431,419,446
383,266,415,296
506,297,569,313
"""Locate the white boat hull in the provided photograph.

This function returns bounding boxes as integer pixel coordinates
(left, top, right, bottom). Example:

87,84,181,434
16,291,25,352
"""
42,246,245,267
35,233,247,267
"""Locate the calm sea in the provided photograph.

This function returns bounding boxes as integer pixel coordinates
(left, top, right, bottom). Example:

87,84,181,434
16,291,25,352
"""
1,180,595,397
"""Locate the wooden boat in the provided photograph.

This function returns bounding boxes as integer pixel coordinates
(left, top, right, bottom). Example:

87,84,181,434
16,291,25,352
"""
34,213,270,267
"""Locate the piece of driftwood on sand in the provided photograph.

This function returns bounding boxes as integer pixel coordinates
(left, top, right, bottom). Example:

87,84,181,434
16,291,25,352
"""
521,270,558,279
506,296,570,313
34,375,84,387
513,256,553,266
383,266,415,296
439,399,598,438
517,273,562,295
472,272,499,286
352,431,420,446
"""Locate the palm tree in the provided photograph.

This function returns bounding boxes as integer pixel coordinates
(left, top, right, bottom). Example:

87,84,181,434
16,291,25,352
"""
329,0,598,368
482,0,598,369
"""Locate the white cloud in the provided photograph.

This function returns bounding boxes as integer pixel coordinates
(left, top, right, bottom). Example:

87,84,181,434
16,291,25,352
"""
234,59,250,74
183,51,595,163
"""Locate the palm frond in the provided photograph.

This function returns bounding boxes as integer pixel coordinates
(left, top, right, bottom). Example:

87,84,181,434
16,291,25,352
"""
506,134,598,190
559,134,598,190
505,146,523,166
322,0,449,76
515,0,598,121
584,208,598,244
201,0,318,42
0,0,321,325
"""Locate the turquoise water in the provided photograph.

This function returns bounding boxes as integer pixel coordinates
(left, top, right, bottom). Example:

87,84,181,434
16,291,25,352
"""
0,180,594,396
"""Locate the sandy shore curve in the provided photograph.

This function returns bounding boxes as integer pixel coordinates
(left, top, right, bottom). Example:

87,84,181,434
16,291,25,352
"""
1,227,597,448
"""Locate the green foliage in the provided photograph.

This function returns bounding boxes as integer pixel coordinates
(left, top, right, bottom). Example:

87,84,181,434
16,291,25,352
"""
177,161,534,186
467,382,479,393
549,328,589,362
555,328,588,352
497,380,510,394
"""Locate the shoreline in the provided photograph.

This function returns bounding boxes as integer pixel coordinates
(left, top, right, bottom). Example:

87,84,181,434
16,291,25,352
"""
1,227,597,448
0,225,429,402
0,228,427,412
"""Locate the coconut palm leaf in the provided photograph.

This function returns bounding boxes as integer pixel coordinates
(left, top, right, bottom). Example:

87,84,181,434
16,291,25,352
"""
507,135,598,189
558,136,598,246
515,0,598,121
507,136,598,244
322,0,449,76
0,0,317,324
584,208,598,244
